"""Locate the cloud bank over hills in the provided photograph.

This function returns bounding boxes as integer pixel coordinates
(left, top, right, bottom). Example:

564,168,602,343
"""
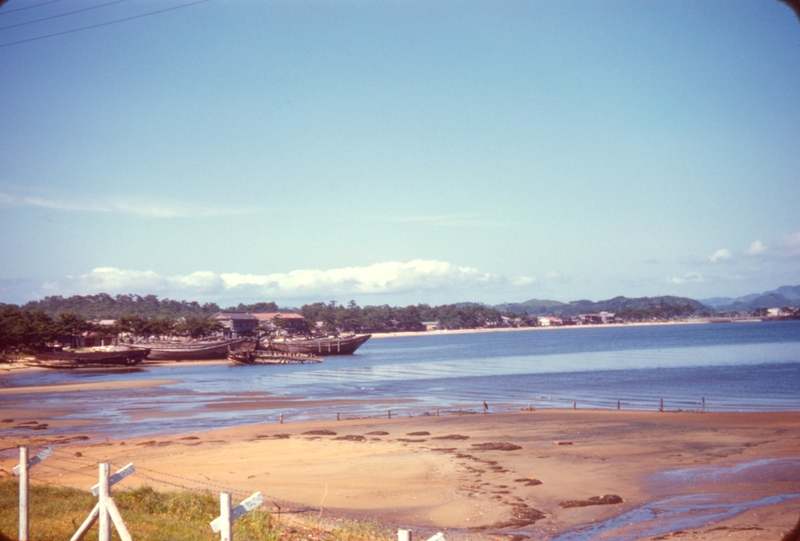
37,260,537,306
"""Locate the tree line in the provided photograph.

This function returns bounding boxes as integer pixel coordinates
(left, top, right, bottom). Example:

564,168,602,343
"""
17,293,279,320
1,293,714,354
0,296,515,353
298,301,506,334
0,305,224,353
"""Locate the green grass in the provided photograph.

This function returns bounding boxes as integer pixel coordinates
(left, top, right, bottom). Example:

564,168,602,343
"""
0,480,392,541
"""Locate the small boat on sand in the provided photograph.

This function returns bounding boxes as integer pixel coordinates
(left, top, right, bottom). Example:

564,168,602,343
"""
264,334,371,355
227,350,322,365
31,347,150,369
126,338,246,361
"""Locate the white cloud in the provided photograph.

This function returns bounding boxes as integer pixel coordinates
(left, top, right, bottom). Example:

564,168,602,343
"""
745,240,766,256
39,260,536,303
512,276,537,286
0,191,250,218
708,249,732,263
669,272,704,285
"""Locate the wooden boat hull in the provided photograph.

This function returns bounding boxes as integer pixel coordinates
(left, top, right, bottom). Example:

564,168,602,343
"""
267,334,371,355
228,350,321,365
127,338,246,360
32,348,150,369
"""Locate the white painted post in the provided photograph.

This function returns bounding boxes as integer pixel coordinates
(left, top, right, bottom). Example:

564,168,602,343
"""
219,493,233,541
105,498,133,541
19,446,29,541
426,533,445,541
70,463,132,541
92,463,135,496
398,529,412,541
70,504,100,541
210,492,263,541
98,463,111,541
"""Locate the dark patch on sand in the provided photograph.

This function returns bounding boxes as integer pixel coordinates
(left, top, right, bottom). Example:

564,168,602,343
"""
515,478,543,486
397,438,426,443
365,431,389,436
471,442,522,451
478,503,546,530
303,430,337,436
406,431,431,436
334,435,367,442
179,436,199,440
560,494,623,508
432,434,469,440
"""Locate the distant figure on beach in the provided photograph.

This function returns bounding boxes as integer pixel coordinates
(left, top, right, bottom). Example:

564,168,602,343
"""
483,400,489,414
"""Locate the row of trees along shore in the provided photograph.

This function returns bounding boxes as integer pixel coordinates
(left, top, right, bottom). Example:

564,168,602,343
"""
1,293,708,353
0,305,224,353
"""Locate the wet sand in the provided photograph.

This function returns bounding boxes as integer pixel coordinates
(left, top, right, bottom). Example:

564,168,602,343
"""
2,395,799,540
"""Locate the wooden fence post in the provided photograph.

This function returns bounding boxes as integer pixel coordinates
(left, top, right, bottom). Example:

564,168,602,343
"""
210,491,264,541
71,462,132,541
220,493,233,541
14,446,52,541
98,463,111,541
18,446,28,541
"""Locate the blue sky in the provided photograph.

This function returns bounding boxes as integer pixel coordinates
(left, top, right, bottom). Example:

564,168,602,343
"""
1,0,799,308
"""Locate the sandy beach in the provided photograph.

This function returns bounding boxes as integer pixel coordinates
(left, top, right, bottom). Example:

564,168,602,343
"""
369,319,709,339
2,373,799,541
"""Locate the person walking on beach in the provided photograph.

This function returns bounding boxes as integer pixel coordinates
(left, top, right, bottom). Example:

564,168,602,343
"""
483,400,489,414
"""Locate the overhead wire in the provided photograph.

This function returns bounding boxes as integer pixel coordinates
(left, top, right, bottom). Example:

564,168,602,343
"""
0,0,130,31
0,0,213,48
0,0,68,16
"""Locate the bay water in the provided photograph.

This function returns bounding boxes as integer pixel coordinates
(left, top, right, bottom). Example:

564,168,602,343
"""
2,320,799,438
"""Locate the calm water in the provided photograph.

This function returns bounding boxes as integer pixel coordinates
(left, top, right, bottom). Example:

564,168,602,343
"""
2,321,799,438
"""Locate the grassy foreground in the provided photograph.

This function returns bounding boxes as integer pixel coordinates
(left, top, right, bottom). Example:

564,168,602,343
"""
0,480,392,541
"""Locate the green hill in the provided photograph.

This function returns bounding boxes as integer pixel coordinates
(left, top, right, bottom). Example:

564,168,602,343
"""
495,295,706,317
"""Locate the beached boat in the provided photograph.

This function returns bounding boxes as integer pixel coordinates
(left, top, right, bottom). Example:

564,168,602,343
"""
227,349,322,365
31,347,150,369
126,338,246,361
264,334,371,355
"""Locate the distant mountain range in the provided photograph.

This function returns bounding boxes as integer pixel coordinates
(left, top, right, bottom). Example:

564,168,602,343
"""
495,285,800,316
495,295,707,317
699,285,800,312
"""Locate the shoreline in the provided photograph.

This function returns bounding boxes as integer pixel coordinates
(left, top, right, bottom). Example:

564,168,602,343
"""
369,318,708,339
1,409,799,539
0,320,696,375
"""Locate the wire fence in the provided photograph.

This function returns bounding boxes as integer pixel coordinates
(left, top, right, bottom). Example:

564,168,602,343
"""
8,446,366,541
